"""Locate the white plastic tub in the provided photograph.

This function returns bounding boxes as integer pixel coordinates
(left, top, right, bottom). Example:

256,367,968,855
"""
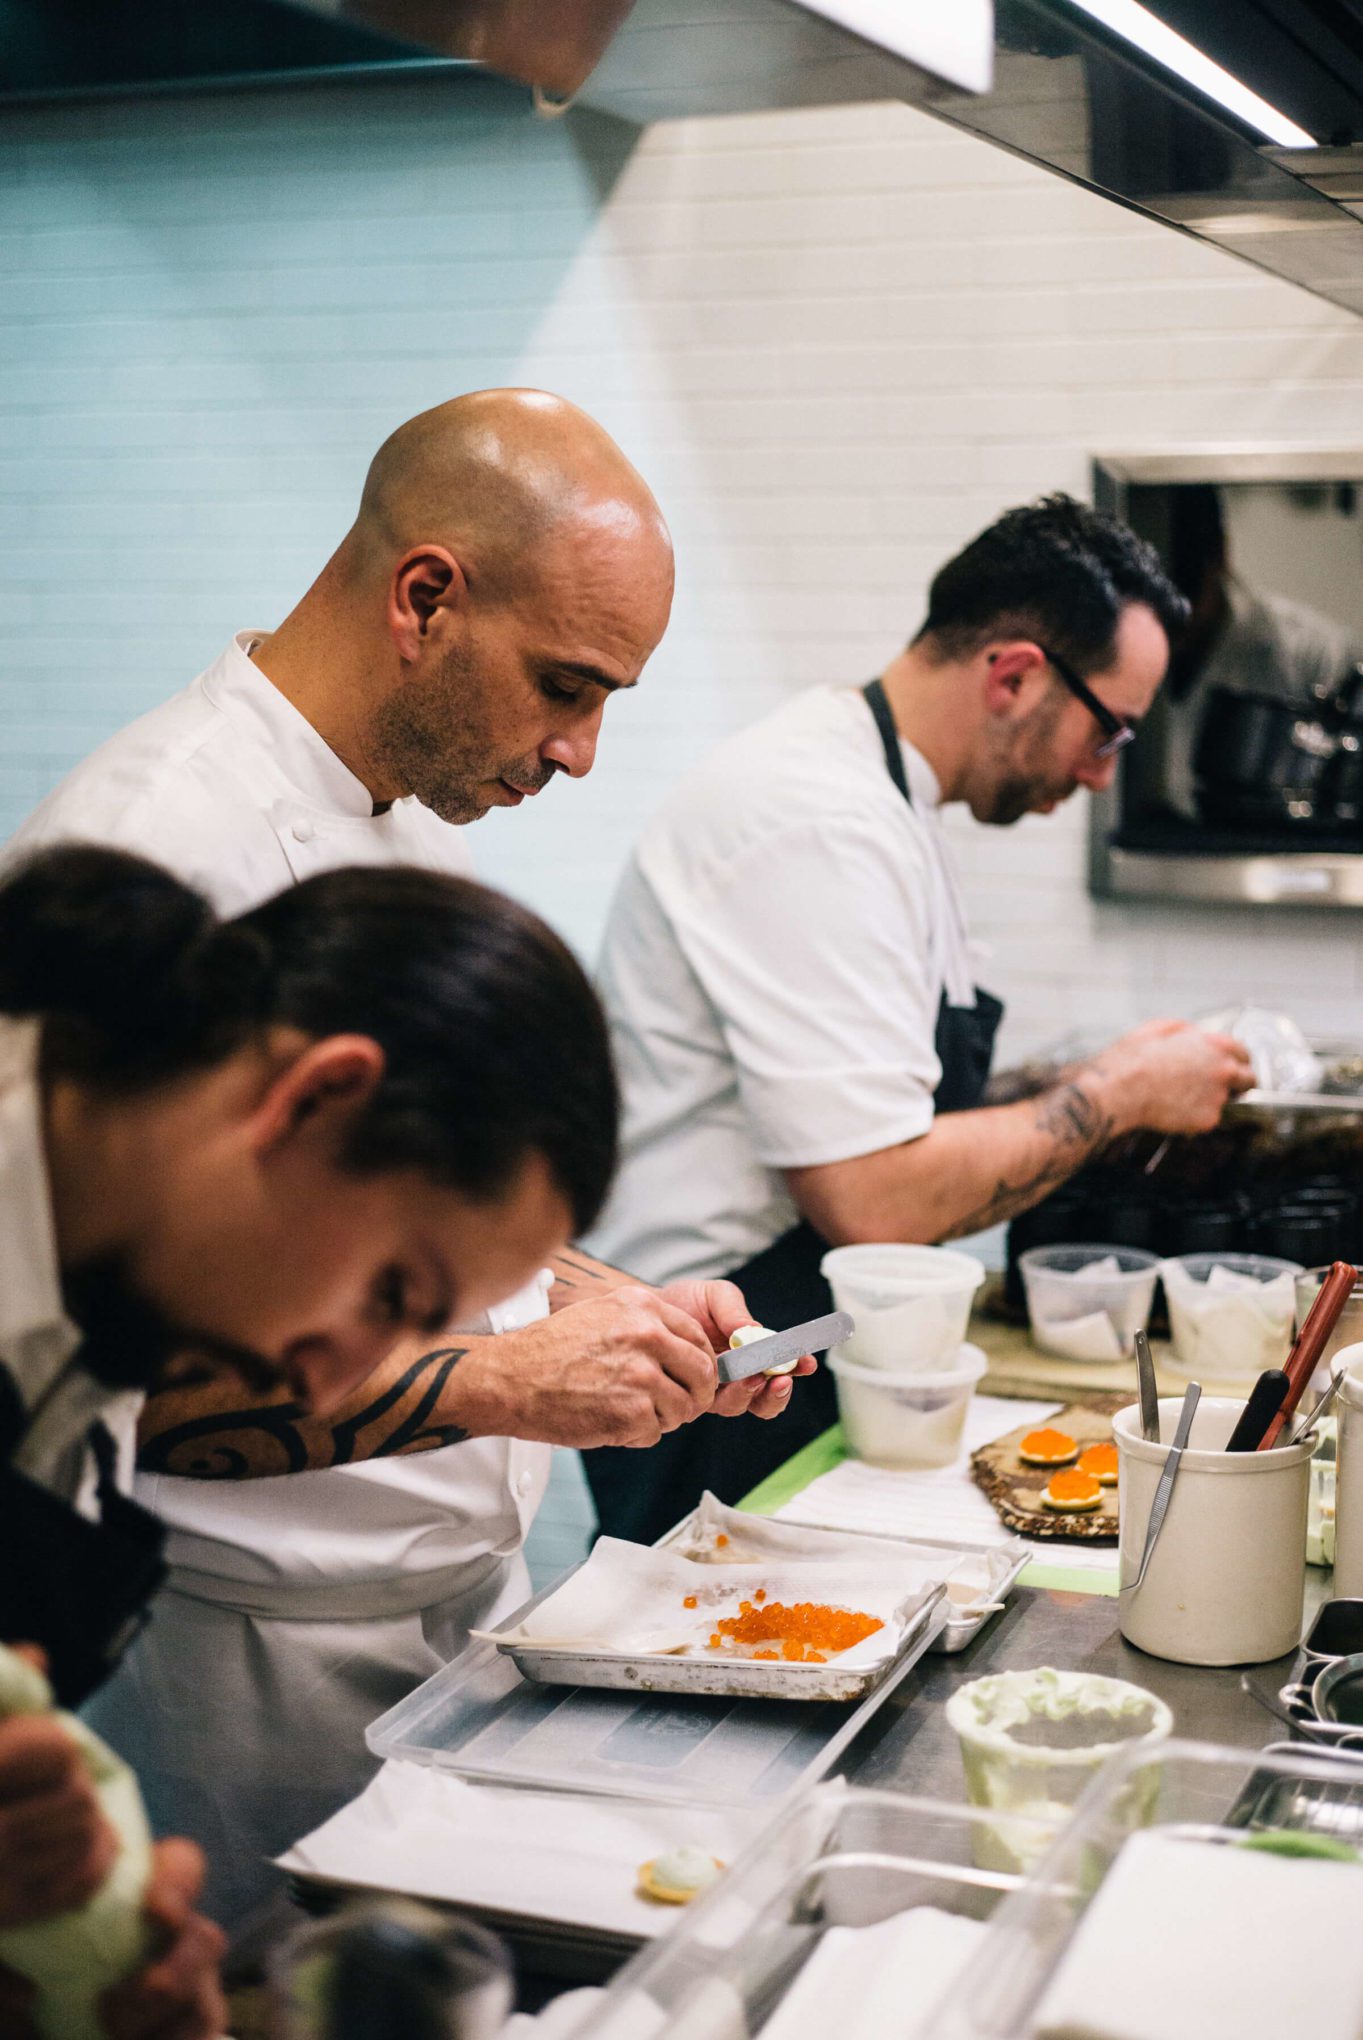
945,1666,1172,1874
830,1342,987,1469
1020,1244,1160,1363
1162,1250,1300,1381
1114,1395,1313,1665
820,1243,985,1371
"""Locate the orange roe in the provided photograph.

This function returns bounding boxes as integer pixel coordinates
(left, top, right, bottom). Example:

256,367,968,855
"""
712,1600,883,1661
1076,1442,1118,1485
683,1594,698,1609
1019,1427,1078,1465
754,1588,766,1602
715,1534,729,1549
708,1632,722,1647
1044,1469,1103,1505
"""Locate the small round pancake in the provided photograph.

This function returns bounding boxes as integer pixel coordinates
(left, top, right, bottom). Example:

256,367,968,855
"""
1076,1441,1118,1487
1018,1427,1079,1468
1042,1469,1104,1513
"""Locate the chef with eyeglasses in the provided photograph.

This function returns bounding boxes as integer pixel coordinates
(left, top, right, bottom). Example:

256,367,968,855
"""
584,494,1255,1546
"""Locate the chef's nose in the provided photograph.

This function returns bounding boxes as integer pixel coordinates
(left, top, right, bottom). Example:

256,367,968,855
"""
541,703,604,780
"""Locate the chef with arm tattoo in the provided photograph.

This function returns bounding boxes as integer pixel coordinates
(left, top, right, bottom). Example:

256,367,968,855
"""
584,495,1254,1544
5,389,810,1927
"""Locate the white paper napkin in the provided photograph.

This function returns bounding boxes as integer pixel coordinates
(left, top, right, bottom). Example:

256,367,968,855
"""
276,1762,761,1942
1031,1828,1363,2040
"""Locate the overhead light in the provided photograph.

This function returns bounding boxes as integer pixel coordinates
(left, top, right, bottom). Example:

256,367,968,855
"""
1067,0,1316,148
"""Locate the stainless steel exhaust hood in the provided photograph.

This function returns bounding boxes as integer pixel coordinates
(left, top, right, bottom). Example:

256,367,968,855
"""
7,0,1363,321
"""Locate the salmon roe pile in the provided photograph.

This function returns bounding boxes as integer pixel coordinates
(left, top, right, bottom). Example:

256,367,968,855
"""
709,1599,883,1663
1076,1441,1118,1483
1019,1427,1078,1462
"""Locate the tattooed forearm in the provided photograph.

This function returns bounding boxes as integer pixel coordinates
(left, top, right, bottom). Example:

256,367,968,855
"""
947,1078,1114,1236
1034,1077,1107,1148
138,1345,472,1480
547,1246,637,1308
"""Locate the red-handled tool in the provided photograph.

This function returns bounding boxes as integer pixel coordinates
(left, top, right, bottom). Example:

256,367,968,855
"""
1257,1258,1357,1450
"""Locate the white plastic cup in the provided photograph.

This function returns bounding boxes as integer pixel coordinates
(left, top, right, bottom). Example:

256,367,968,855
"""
1162,1251,1301,1381
1332,1341,1363,1598
1020,1244,1159,1363
1114,1396,1313,1665
946,1667,1172,1873
820,1243,985,1371
829,1342,987,1469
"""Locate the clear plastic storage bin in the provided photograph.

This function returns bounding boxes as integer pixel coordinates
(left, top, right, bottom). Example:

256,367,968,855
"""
934,1737,1363,2038
561,1784,1056,2040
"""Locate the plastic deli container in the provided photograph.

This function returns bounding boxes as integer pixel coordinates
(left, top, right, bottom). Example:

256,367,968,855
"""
1114,1396,1314,1664
945,1666,1172,1874
830,1343,987,1470
1019,1244,1160,1363
1161,1251,1300,1381
820,1244,985,1372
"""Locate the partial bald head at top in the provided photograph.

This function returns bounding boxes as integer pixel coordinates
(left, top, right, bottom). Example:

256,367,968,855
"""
257,389,675,824
349,388,669,598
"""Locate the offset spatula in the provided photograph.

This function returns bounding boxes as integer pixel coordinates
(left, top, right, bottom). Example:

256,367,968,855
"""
717,1310,854,1384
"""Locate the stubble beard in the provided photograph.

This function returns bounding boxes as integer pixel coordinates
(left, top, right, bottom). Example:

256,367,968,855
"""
367,645,550,826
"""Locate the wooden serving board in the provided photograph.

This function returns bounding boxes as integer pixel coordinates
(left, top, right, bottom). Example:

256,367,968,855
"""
970,1396,1127,1542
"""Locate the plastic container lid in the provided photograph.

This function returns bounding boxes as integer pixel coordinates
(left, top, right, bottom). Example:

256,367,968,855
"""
1019,1244,1160,1284
1165,1250,1301,1284
820,1243,986,1298
828,1345,987,1394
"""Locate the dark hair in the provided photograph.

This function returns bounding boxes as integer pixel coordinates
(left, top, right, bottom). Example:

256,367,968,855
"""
1165,483,1227,601
915,493,1189,675
0,845,618,1235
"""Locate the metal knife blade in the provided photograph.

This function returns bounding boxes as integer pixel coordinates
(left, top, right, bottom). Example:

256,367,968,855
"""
717,1310,855,1384
1135,1328,1159,1444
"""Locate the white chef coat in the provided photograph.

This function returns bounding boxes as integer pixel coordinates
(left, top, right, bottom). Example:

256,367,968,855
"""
7,633,552,1926
589,683,977,1287
0,1016,141,1514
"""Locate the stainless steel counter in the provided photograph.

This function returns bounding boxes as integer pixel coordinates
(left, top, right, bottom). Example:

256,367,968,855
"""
835,1574,1331,1801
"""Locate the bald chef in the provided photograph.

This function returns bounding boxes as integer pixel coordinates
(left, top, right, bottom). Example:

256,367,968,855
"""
7,389,809,1925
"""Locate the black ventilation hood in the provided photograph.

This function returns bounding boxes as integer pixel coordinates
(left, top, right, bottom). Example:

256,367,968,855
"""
6,1,1363,321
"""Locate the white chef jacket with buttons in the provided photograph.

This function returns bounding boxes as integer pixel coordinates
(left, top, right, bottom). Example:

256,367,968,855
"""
6,633,552,1925
589,683,978,1287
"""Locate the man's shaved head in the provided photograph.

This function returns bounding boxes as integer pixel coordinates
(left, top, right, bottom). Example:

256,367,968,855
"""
262,389,675,823
349,388,670,603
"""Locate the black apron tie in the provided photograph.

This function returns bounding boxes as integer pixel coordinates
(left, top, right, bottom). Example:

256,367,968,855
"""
0,1410,167,1707
585,679,1004,1544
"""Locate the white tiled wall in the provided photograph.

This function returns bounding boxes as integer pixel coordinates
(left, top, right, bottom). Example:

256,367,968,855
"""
4,76,1363,1059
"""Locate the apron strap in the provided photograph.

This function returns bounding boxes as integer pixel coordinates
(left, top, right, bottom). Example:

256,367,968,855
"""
862,678,912,804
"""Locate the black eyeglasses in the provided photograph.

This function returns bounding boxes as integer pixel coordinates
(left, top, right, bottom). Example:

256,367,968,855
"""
1039,645,1135,760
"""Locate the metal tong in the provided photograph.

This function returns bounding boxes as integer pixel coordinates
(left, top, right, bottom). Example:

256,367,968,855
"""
1122,1380,1201,1597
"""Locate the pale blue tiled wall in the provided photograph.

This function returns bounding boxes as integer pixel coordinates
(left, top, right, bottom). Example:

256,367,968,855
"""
0,72,637,849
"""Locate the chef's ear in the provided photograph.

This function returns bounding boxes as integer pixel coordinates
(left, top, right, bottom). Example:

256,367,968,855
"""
389,546,469,659
249,1035,386,1157
982,642,1048,719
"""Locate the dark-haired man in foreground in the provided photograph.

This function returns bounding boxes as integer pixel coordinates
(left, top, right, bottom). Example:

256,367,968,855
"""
585,495,1254,1542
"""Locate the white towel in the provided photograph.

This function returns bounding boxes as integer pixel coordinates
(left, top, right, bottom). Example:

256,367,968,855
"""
760,1906,985,2040
1032,1828,1363,2040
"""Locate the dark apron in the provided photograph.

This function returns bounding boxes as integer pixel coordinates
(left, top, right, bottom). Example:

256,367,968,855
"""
585,678,1004,1545
0,1404,167,1708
